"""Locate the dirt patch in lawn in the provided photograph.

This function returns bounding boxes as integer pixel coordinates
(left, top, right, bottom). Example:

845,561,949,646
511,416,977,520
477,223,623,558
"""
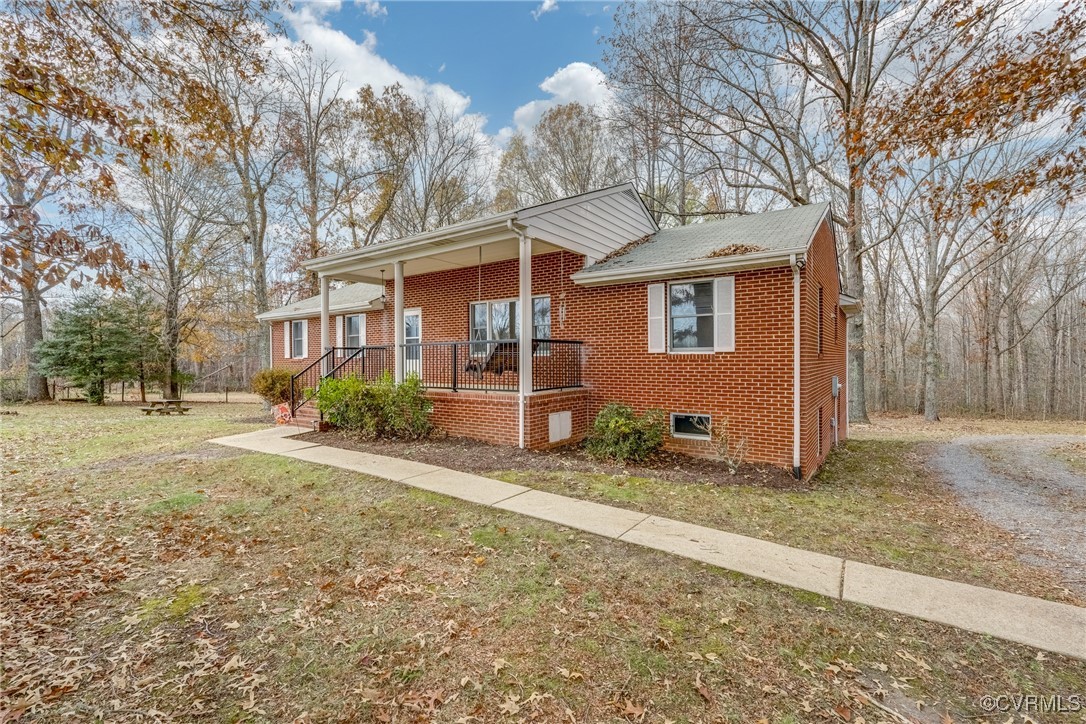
296,430,805,489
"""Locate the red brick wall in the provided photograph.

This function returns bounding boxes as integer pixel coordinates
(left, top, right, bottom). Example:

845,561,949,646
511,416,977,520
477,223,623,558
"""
273,225,849,476
427,390,519,446
525,388,591,449
270,318,325,372
799,221,849,478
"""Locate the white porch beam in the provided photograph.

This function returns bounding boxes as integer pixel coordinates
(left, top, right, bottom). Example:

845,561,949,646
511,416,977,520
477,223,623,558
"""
518,232,532,449
393,260,405,384
320,275,331,375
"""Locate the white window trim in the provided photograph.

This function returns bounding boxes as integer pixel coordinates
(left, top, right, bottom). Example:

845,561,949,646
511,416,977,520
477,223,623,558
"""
291,319,308,359
670,412,712,440
469,295,551,345
667,278,715,354
344,313,365,349
662,277,735,354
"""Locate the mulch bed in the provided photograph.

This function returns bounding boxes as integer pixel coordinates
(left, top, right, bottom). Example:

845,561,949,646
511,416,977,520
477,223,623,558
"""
294,431,805,489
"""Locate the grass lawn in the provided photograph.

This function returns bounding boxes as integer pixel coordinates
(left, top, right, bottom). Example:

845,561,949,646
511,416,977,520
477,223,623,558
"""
2,404,1085,722
491,436,1082,605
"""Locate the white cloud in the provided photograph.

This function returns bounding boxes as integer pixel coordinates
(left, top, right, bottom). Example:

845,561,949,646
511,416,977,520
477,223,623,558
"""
438,62,446,73
507,62,612,132
280,5,472,116
357,0,387,18
531,0,558,21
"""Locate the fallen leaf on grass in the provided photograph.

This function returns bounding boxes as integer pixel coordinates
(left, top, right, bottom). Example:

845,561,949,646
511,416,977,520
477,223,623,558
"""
557,668,583,681
621,699,645,719
492,658,509,675
498,694,521,715
223,621,241,630
694,672,713,703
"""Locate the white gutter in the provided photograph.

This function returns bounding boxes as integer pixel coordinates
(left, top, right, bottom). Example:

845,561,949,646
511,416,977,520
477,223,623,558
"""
791,253,802,479
571,247,808,287
255,299,385,323
303,214,515,273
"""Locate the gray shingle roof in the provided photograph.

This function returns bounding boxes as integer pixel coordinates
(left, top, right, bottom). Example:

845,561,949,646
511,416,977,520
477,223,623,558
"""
582,202,830,274
257,283,384,321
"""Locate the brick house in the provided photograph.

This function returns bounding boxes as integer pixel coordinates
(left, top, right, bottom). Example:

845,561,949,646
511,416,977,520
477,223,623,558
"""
258,184,858,479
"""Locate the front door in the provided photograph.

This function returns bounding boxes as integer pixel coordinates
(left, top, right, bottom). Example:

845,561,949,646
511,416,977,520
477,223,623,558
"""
404,309,422,378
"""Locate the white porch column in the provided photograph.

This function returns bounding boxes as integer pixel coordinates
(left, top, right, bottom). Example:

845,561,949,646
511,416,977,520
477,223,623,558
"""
320,275,331,375
393,261,405,383
517,232,532,449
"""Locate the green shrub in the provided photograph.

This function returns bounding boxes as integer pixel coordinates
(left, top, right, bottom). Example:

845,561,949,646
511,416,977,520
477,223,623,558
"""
585,403,665,463
314,372,432,439
251,368,295,405
383,373,433,439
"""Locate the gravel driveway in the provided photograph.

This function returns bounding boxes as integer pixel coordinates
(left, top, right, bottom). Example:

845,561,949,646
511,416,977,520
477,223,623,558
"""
930,434,1086,593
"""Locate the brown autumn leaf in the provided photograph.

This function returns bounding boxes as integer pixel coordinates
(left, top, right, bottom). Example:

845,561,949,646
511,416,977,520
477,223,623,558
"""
694,672,713,704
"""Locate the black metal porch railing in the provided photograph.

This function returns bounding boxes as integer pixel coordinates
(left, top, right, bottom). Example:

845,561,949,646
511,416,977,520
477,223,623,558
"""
291,339,583,414
289,349,334,414
402,339,583,393
326,345,394,383
531,339,583,391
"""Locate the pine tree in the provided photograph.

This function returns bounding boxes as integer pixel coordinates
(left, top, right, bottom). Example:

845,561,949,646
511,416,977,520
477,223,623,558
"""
35,293,161,404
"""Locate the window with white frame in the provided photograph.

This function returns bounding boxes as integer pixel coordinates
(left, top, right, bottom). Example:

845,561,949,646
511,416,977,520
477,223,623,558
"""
671,413,711,439
345,314,363,348
647,277,734,354
469,296,550,354
669,281,714,351
291,320,306,358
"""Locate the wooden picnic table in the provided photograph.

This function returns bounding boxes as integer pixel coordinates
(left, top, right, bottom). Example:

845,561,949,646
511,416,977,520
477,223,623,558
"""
140,399,193,415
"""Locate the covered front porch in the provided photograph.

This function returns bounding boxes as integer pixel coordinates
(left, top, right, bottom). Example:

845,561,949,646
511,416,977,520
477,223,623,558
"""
294,185,656,447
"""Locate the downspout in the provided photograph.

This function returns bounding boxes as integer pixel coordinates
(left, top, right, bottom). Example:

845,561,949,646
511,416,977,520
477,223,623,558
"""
791,254,802,479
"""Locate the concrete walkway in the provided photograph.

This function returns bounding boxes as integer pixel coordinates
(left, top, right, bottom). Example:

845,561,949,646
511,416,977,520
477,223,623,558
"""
210,426,1086,661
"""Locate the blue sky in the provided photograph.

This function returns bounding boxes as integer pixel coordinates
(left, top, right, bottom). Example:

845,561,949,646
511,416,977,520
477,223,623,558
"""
282,1,616,141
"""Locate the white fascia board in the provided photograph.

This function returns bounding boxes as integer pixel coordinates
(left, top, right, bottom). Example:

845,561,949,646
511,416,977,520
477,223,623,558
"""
302,214,515,273
255,299,384,323
570,248,808,287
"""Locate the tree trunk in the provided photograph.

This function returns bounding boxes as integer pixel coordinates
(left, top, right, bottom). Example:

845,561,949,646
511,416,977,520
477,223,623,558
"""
923,307,939,421
164,285,182,399
21,273,51,401
845,179,870,423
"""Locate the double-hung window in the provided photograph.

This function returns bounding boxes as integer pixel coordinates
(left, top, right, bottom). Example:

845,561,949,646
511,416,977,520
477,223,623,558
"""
647,277,734,354
469,296,551,355
669,281,715,351
291,320,306,358
345,314,363,349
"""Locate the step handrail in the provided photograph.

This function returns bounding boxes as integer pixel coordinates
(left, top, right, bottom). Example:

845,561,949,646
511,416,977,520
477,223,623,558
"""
290,349,335,415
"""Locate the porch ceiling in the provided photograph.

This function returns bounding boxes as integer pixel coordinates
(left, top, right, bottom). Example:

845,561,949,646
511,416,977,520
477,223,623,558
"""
320,237,565,284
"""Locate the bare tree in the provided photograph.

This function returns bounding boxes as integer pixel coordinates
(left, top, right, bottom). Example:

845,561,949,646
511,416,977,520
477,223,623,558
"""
280,50,379,296
121,147,239,398
197,49,290,367
496,103,629,209
384,101,491,237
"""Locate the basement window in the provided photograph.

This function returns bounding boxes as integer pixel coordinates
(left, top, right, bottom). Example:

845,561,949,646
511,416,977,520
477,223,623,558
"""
671,413,711,439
